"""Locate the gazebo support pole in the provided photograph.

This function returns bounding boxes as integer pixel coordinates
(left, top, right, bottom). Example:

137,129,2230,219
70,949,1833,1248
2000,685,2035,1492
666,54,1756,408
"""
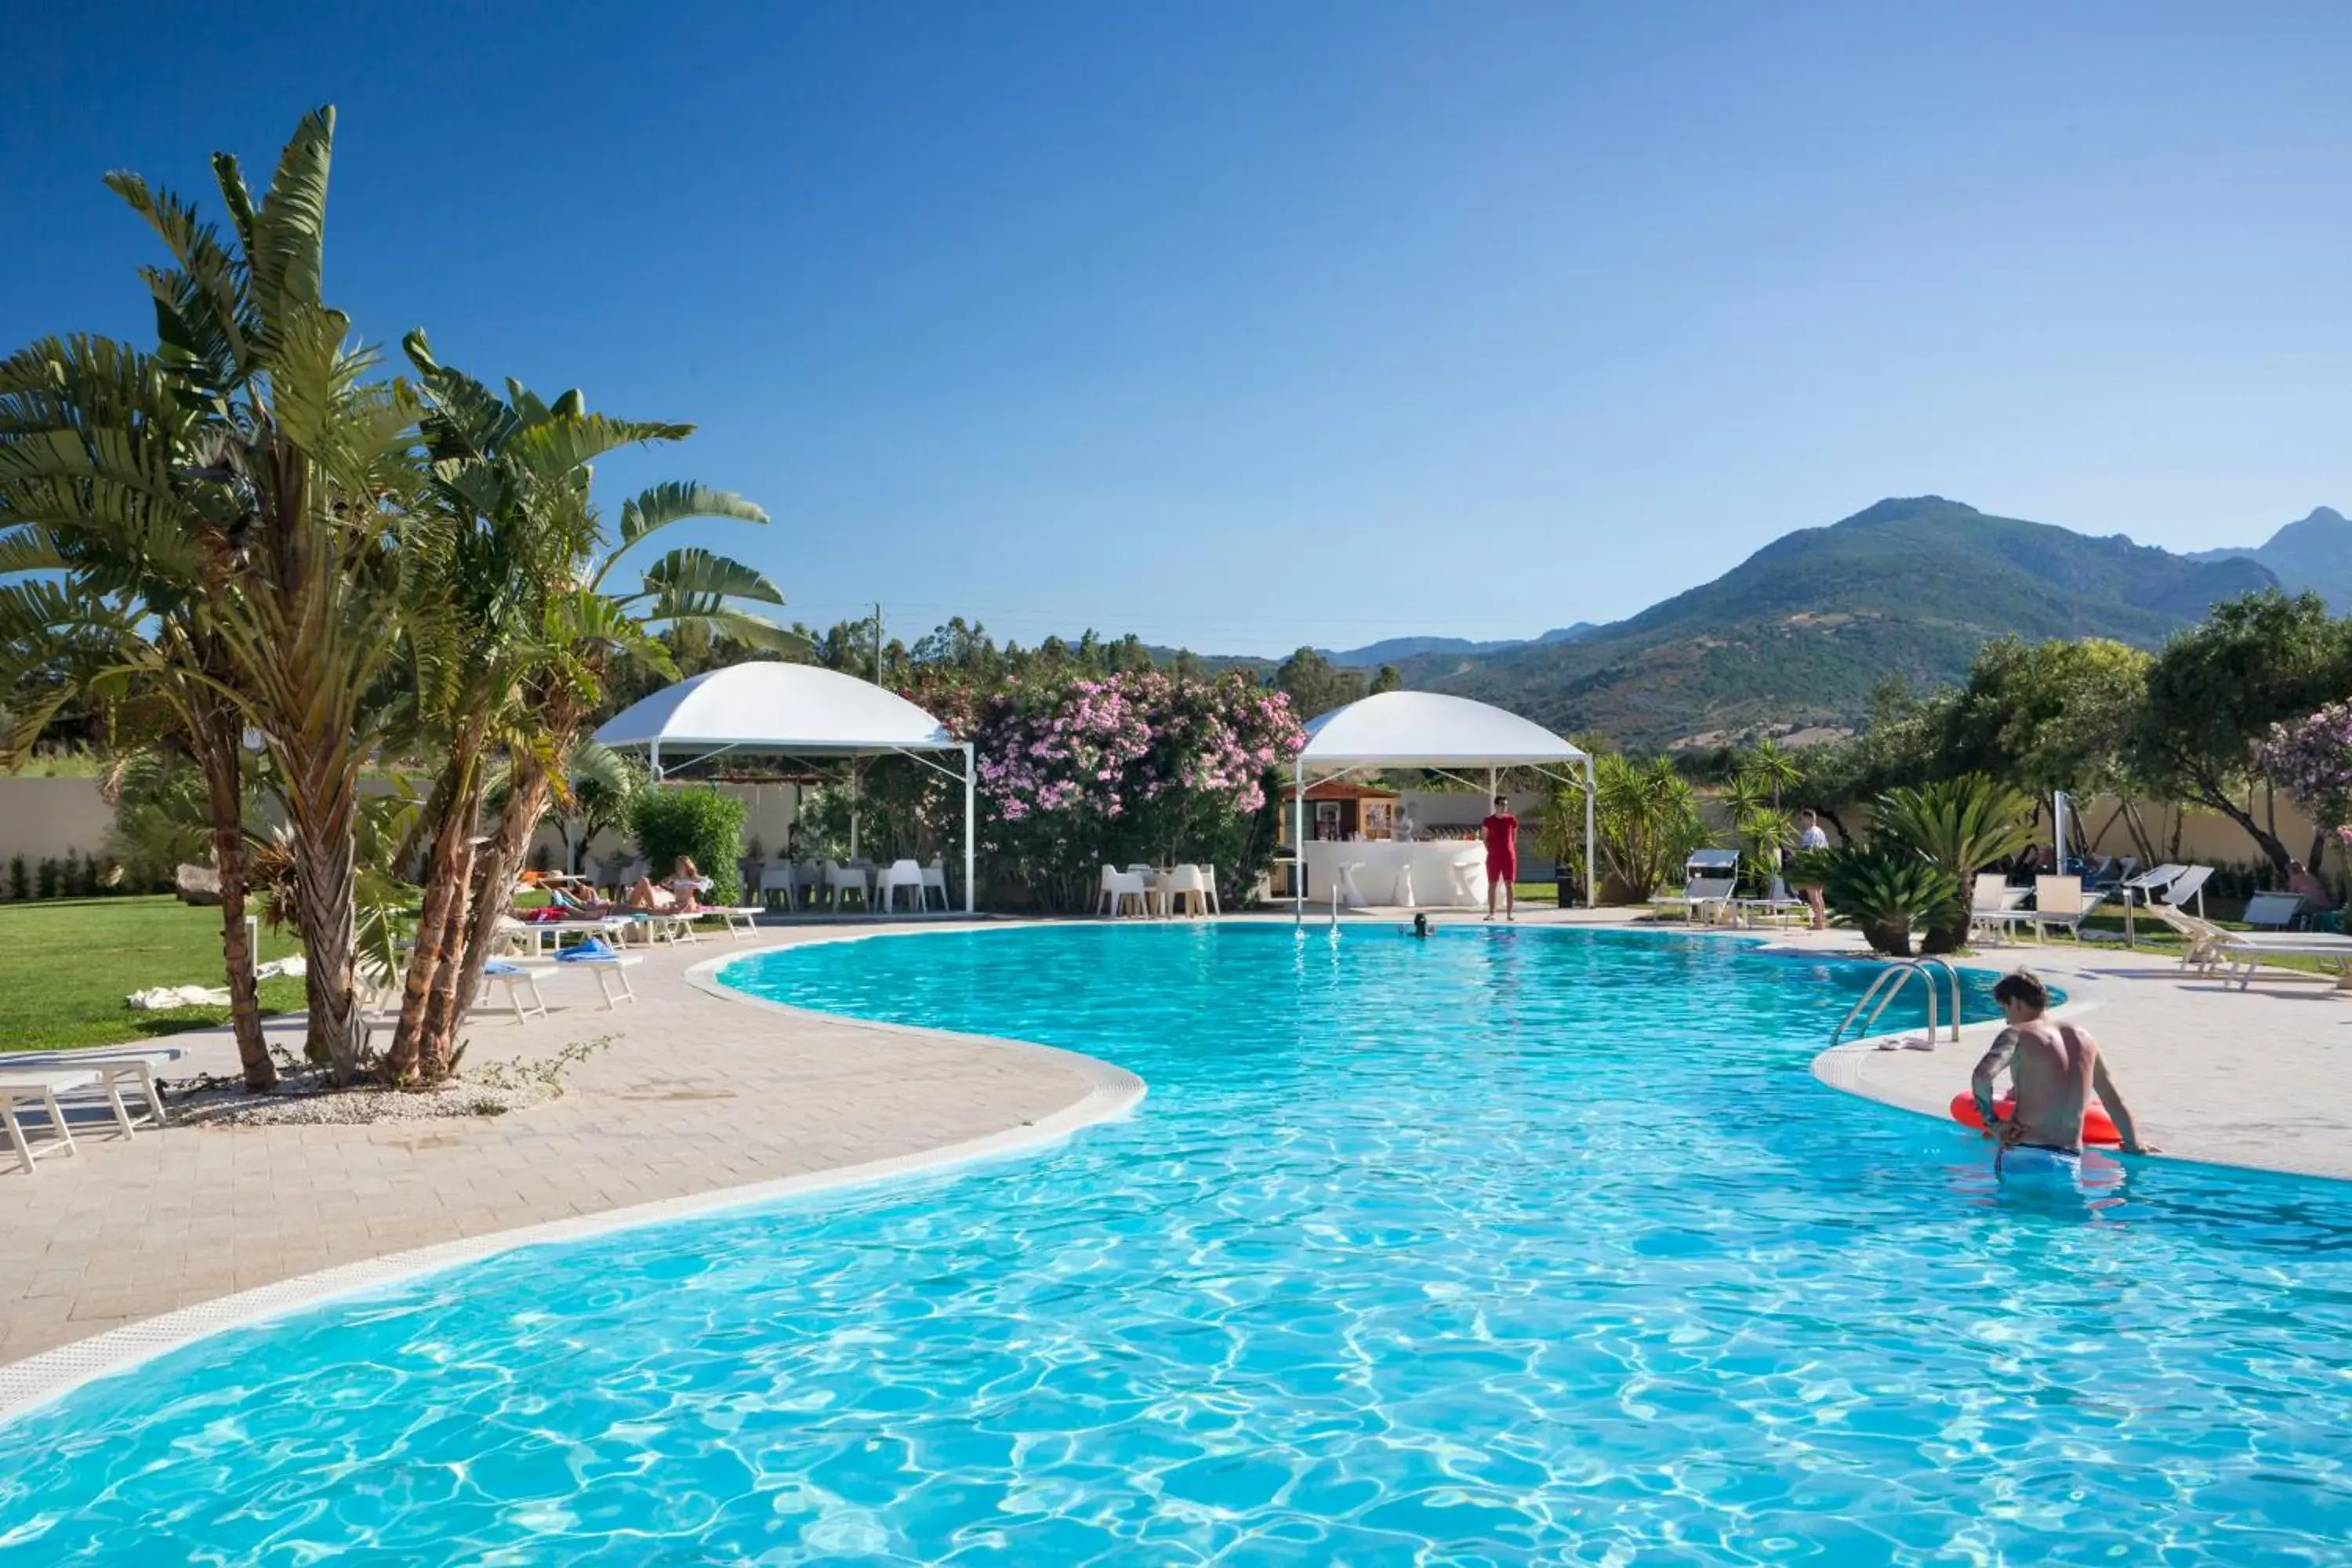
1584,756,1597,910
1292,771,1305,927
963,742,976,916
650,740,662,782
849,758,860,861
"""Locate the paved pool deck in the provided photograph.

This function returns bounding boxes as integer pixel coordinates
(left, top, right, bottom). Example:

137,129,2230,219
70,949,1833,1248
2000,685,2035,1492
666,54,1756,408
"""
0,920,1135,1396
3,908,2348,1406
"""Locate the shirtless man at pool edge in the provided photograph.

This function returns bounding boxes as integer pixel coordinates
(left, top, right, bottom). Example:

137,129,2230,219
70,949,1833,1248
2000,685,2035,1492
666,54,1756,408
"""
1969,971,2157,1160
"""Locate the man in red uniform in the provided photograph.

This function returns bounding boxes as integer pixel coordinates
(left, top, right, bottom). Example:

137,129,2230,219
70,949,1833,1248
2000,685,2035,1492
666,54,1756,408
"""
1482,794,1519,922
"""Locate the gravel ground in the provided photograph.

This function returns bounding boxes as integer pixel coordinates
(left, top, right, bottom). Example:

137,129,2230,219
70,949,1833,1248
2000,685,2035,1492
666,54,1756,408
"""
162,1051,594,1127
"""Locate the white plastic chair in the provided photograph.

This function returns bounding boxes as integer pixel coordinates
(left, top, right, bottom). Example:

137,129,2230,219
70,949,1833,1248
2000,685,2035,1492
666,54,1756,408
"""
877,859,926,913
760,862,801,911
921,856,950,912
2029,875,2104,941
1163,864,1211,917
1096,864,1122,916
826,860,869,913
1102,868,1152,917
1336,861,1369,909
1969,873,2032,946
1391,862,1415,908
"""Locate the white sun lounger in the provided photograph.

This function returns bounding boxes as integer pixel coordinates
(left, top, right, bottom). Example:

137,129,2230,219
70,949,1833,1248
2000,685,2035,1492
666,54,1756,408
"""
501,915,634,957
552,950,644,1009
2220,932,2352,990
479,959,554,1024
0,1049,174,1132
1,1069,152,1175
2242,892,2309,932
713,905,765,939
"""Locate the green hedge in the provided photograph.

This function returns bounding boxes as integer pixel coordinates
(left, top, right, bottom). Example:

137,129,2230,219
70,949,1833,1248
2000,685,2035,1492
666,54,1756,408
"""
630,787,749,905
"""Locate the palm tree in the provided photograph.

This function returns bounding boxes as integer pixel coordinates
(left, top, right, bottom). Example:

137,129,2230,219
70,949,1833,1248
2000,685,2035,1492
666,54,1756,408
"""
0,339,281,1090
379,339,784,1083
1745,737,1802,810
1592,753,1710,902
93,107,420,1081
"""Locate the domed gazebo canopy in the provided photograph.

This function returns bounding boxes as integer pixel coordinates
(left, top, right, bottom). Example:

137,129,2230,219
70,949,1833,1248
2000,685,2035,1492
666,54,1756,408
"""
1298,691,1588,772
595,661,956,754
593,662,973,912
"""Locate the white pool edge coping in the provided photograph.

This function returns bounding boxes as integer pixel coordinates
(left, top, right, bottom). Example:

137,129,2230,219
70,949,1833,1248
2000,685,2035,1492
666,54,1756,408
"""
0,928,1143,1424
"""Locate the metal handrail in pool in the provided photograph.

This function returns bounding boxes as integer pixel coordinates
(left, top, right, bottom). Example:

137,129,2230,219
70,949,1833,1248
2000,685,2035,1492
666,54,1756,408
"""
1831,956,1963,1047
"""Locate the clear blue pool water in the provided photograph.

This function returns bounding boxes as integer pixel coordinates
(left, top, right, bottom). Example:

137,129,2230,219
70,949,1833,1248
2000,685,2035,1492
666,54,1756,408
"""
3,923,2349,1565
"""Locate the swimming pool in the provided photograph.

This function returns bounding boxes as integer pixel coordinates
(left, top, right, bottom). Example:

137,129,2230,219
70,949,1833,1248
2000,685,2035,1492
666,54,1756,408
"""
2,923,2347,1563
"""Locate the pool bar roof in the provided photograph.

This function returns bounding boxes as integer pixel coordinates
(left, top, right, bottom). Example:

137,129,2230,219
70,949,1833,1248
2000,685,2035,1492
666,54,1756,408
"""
1290,691,1595,911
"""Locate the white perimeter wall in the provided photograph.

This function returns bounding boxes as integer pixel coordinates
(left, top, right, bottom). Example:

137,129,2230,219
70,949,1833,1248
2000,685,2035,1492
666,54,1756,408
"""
0,779,113,869
0,778,803,887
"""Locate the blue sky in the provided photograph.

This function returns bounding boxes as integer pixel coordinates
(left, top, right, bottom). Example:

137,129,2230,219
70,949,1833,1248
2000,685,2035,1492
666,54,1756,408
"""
7,2,2350,653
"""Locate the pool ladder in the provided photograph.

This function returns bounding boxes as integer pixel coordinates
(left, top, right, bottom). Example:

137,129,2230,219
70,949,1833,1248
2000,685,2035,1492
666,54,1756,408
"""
1830,957,1963,1047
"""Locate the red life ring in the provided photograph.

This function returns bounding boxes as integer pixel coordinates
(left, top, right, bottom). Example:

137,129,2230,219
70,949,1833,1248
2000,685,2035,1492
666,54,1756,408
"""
1949,1092,2120,1146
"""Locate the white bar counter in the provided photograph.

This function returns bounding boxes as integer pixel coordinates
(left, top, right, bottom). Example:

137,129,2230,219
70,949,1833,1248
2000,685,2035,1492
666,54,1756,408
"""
1298,840,1490,909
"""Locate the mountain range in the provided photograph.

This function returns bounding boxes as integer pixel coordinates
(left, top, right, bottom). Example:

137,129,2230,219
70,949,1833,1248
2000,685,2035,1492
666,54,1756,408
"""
2187,506,2352,612
1319,626,1596,668
1211,495,2349,751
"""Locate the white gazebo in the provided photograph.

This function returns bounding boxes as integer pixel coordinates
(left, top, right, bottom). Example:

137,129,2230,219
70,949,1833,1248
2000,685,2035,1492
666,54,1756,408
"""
593,662,975,913
1290,691,1594,913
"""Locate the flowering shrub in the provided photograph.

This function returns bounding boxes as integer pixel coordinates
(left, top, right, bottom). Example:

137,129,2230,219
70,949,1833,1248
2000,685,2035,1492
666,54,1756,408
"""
973,671,1302,909
2257,702,2352,837
849,668,1302,910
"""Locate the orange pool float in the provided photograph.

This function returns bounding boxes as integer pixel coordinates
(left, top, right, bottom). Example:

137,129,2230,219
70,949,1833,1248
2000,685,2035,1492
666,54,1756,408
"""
1949,1092,2120,1146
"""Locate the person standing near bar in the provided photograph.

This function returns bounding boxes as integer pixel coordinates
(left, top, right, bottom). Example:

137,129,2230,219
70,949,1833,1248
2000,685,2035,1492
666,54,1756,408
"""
1483,795,1519,922
1795,809,1831,931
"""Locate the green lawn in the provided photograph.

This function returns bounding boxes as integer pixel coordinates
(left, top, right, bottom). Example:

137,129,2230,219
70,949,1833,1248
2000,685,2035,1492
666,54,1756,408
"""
0,895,309,1052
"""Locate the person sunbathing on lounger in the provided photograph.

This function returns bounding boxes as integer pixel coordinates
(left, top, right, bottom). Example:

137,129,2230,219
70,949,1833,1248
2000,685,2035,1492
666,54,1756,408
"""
1969,971,2157,1161
626,876,677,913
543,885,618,918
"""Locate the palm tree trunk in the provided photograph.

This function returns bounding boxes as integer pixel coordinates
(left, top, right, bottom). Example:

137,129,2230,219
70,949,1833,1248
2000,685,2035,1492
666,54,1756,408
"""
198,735,275,1092
382,831,459,1084
289,785,366,1083
383,739,481,1084
440,760,554,1074
417,833,479,1081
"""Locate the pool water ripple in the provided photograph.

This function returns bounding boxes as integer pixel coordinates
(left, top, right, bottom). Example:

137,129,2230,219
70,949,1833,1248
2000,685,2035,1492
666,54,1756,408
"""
2,923,2349,1564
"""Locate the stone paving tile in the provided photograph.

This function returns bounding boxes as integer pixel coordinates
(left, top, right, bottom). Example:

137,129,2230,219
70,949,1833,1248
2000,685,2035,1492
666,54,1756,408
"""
0,920,1099,1364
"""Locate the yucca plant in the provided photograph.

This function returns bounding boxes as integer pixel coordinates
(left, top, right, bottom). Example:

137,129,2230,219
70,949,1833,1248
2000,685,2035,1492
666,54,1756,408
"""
1593,752,1710,902
1871,773,2038,952
1795,844,1959,957
1739,804,1795,896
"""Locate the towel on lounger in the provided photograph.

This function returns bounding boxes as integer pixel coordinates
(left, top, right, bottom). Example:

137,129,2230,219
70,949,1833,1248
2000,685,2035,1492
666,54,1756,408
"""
556,938,616,963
